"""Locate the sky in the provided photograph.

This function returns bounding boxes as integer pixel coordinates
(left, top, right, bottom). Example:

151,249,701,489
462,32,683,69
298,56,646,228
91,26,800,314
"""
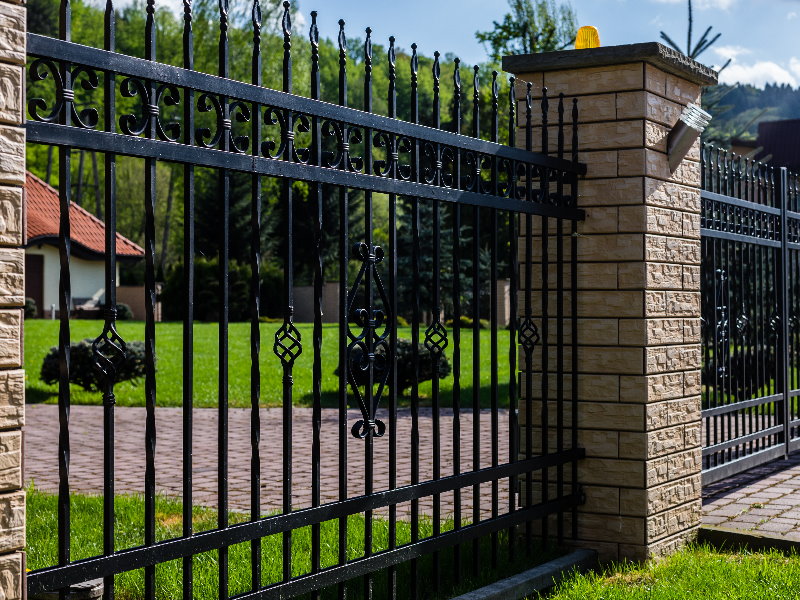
293,0,800,89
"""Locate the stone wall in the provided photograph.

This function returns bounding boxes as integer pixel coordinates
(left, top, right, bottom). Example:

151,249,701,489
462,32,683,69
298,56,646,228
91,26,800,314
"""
504,43,716,562
0,0,26,596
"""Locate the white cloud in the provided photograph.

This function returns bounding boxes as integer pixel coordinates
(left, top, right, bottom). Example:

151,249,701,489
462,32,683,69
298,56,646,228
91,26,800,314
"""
651,0,736,8
790,11,798,20
713,45,751,61
719,61,797,88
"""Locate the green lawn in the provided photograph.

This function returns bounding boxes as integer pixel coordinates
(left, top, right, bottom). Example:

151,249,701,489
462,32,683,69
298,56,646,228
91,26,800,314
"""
25,320,512,408
27,488,559,600
538,544,800,600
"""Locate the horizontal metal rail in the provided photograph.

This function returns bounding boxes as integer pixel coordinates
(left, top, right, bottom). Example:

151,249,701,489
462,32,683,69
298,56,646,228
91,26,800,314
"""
26,448,583,595
701,425,784,457
702,445,786,486
27,122,584,219
27,34,587,176
702,393,784,418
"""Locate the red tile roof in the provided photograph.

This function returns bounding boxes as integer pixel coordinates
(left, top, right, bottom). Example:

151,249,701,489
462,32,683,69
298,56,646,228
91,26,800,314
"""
25,171,144,258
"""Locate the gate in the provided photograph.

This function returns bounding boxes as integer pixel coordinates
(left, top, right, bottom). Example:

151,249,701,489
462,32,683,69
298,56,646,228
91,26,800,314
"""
25,1,585,598
700,143,800,484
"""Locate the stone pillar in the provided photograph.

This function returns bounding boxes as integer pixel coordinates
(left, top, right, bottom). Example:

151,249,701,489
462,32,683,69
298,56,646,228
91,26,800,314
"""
504,43,716,562
0,0,26,597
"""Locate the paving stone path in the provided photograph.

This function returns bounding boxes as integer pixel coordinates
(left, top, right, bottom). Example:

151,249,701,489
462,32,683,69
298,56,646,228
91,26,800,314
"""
703,454,800,539
24,404,511,519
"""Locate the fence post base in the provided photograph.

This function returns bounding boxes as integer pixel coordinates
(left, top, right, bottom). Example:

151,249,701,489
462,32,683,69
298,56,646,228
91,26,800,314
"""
504,43,717,562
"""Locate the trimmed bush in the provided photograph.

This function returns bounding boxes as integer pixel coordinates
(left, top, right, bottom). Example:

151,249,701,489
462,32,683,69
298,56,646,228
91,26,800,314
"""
116,303,133,321
335,338,451,395
445,315,489,329
24,297,37,319
40,338,149,392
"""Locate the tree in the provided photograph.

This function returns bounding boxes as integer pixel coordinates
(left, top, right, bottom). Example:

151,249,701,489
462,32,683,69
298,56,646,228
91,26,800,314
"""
475,0,577,62
660,0,730,71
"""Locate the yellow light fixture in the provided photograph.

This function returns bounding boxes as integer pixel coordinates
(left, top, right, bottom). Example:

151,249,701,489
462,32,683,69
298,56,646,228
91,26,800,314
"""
575,26,600,50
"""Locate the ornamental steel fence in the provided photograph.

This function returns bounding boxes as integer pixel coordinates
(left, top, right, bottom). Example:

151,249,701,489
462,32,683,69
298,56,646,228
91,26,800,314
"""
24,1,586,598
701,143,800,485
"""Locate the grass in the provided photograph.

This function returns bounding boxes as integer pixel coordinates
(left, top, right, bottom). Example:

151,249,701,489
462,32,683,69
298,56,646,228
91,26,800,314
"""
24,319,511,408
537,544,800,599
27,487,561,600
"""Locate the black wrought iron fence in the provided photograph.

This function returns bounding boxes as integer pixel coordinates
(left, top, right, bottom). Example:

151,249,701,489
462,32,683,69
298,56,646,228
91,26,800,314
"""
25,1,586,598
700,143,800,484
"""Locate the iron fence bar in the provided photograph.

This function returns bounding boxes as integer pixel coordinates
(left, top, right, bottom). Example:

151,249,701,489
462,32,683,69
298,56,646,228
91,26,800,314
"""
26,33,586,176
539,86,551,549
309,12,323,597
780,167,791,459
450,57,463,586
489,70,500,571
28,449,582,596
143,2,158,597
56,1,73,591
335,20,348,600
506,76,519,563
249,0,262,592
523,82,534,555
701,393,784,416
470,64,482,576
570,97,580,540
386,34,399,600
702,446,785,485
181,0,195,596
702,425,785,457
555,93,565,545
100,3,116,599
361,27,375,600
27,123,584,220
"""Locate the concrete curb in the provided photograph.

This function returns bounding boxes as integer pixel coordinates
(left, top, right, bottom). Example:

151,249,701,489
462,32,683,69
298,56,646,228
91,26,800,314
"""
698,525,800,554
449,548,598,600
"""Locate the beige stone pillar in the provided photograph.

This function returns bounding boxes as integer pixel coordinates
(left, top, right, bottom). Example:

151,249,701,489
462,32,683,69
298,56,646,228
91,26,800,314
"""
0,0,26,596
504,43,716,562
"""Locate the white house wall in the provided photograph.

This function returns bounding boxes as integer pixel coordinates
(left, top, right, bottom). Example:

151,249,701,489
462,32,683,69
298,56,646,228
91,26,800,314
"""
26,244,117,312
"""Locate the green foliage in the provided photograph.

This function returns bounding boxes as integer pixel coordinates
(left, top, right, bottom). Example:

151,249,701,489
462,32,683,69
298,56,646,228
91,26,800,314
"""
40,338,148,392
445,316,490,329
116,303,134,321
476,0,577,62
24,298,37,319
659,0,730,70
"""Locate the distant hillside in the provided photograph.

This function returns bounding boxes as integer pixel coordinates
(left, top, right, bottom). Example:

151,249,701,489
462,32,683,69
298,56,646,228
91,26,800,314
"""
702,83,800,147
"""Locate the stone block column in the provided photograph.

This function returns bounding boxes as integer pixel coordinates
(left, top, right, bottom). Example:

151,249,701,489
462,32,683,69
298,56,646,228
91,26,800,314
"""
504,43,716,562
0,0,26,596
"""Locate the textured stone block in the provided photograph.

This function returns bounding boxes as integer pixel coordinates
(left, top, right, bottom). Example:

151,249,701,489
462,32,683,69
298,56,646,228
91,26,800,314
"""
542,63,644,96
575,318,619,346
0,126,24,186
645,291,667,316
578,402,644,431
644,64,667,97
683,371,701,396
620,474,700,517
0,430,20,491
647,499,702,541
618,148,700,187
519,93,617,126
666,291,700,317
617,91,681,126
578,485,620,514
0,2,25,65
0,370,22,430
0,188,22,247
646,447,701,486
0,552,22,600
577,120,645,152
645,120,669,153
620,373,685,403
620,424,685,459
619,262,683,290
579,456,645,487
582,149,618,179
645,396,701,429
578,206,618,234
580,177,644,206
578,291,643,318
645,178,700,212
619,318,685,346
577,233,644,262
0,310,20,367
577,512,645,545
645,344,701,374
0,491,23,551
665,73,701,105
645,236,701,264
682,265,700,290
0,249,22,306
0,64,22,125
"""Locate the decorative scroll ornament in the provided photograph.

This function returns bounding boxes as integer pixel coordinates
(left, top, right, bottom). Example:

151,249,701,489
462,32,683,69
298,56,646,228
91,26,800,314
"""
274,311,302,367
346,243,392,439
518,316,540,354
92,307,128,403
424,320,448,356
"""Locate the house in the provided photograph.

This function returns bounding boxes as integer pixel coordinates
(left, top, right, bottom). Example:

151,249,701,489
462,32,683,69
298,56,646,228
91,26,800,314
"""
732,119,800,170
24,172,145,317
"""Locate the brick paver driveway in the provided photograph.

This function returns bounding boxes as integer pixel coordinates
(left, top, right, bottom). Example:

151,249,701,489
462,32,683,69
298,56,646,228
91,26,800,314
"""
25,404,511,519
703,455,800,539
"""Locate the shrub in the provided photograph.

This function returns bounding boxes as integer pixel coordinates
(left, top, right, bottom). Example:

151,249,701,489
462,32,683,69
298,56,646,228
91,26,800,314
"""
335,338,451,395
116,303,133,321
24,297,37,319
41,338,149,392
445,316,489,329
